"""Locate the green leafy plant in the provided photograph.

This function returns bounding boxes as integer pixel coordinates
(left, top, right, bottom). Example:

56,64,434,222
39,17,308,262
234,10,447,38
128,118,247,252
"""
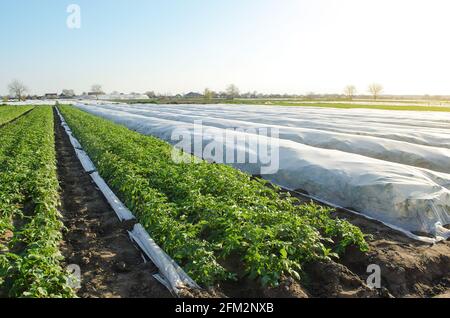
0,107,75,298
0,106,33,126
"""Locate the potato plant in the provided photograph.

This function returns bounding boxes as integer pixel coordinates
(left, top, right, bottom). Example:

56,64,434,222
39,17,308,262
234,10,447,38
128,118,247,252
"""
0,106,33,126
60,105,368,287
0,107,75,298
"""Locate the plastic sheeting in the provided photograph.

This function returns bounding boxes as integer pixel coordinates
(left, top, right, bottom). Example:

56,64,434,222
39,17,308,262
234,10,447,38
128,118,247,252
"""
86,103,450,173
89,103,450,147
74,104,450,241
129,224,200,295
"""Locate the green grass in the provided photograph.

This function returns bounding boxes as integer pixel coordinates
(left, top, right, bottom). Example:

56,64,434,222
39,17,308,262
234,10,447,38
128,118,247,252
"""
243,101,450,112
60,105,368,287
113,98,450,112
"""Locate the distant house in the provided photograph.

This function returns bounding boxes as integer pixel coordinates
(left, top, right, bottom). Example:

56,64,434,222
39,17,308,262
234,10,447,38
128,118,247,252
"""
88,92,104,96
184,92,203,98
45,93,58,99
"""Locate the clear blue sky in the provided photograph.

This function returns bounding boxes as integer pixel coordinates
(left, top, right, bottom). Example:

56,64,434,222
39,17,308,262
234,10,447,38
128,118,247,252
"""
2,0,450,96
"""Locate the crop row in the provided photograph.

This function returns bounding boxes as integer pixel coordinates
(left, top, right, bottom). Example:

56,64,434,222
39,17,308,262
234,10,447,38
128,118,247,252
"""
0,107,75,298
0,106,34,126
60,105,368,287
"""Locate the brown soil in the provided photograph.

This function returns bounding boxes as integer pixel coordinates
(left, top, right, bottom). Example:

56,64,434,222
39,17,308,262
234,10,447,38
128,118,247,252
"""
289,191,450,298
54,108,171,298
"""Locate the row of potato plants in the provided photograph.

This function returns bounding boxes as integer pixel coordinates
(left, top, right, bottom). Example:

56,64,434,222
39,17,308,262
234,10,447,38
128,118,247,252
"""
0,106,34,126
0,107,75,298
60,105,368,287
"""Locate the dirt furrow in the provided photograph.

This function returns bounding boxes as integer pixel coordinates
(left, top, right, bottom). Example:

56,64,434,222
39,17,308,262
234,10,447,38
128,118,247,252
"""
54,108,171,298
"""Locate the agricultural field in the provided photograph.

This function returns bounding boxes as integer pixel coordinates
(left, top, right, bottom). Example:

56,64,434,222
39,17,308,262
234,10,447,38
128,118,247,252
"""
4,0,450,307
59,106,368,288
73,103,450,241
0,103,449,298
62,103,449,297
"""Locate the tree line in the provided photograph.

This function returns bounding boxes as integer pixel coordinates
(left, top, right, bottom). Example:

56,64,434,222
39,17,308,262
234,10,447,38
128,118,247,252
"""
344,84,383,100
4,80,385,101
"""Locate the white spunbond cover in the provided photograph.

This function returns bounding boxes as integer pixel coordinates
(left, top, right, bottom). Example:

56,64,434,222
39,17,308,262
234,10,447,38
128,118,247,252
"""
74,104,450,241
74,149,97,173
90,172,135,221
129,224,200,295
69,134,82,149
89,103,450,173
93,103,450,148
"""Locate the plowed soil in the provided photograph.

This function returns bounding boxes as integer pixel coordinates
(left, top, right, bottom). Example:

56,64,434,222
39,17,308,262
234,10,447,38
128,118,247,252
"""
287,191,450,298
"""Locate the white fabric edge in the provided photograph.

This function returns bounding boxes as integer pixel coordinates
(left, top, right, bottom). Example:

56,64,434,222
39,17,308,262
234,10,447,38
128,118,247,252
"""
74,149,97,173
128,224,200,294
288,188,447,244
153,274,176,296
90,172,135,221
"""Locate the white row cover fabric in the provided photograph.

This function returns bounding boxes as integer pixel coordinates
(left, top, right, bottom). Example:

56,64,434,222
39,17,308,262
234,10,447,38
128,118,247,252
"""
74,149,97,173
87,103,450,173
129,224,200,295
90,172,136,221
94,103,450,148
74,104,450,242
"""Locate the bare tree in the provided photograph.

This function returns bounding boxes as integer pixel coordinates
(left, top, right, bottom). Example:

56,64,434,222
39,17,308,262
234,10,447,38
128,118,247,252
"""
8,80,28,100
203,88,215,100
91,84,103,100
344,85,356,100
145,91,156,98
306,92,316,100
368,83,383,100
226,84,240,99
62,89,75,97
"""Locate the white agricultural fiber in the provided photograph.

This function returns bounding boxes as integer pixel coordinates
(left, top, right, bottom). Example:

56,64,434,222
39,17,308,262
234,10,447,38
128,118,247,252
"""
74,103,450,241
